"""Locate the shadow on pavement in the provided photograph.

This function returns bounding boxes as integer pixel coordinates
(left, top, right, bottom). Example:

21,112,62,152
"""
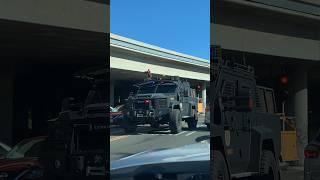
195,135,210,143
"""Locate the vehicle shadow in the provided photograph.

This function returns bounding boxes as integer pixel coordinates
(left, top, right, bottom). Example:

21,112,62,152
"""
195,135,210,143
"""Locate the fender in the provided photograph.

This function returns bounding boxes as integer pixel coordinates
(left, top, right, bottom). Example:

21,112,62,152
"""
247,126,275,172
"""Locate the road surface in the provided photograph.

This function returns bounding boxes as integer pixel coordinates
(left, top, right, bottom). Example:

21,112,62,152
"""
110,115,209,161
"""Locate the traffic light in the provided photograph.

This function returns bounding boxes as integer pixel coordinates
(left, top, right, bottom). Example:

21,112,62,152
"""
196,84,201,93
279,73,289,102
279,74,288,87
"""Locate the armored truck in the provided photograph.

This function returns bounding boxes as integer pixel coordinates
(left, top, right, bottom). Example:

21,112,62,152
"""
42,69,107,179
122,75,198,134
211,46,281,180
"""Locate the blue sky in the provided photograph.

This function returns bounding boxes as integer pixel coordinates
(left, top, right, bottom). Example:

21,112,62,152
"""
111,0,209,60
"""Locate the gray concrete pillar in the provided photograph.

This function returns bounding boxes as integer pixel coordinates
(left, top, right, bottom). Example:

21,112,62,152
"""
202,81,207,113
0,64,14,145
110,82,115,107
293,67,308,165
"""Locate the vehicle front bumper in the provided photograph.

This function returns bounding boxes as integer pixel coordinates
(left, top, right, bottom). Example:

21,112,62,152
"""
128,108,170,124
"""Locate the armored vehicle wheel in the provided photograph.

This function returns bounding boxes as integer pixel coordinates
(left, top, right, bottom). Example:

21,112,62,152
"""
121,116,137,133
259,150,280,180
169,109,182,134
212,150,230,180
187,115,198,130
123,123,137,133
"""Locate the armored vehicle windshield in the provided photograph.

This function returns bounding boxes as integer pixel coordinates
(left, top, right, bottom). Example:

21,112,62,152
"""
137,82,177,94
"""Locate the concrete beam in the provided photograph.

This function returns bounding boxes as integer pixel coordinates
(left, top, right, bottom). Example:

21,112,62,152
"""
110,56,209,81
0,1,108,33
292,67,309,165
211,23,320,61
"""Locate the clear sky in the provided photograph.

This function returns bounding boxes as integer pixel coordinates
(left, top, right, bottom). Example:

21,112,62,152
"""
111,0,209,60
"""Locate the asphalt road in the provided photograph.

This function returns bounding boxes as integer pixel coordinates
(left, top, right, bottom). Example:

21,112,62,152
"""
110,115,209,161
280,166,304,180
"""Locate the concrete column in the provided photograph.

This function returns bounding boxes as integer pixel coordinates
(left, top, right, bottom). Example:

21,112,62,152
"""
202,81,207,113
293,67,308,165
0,64,14,145
110,82,114,107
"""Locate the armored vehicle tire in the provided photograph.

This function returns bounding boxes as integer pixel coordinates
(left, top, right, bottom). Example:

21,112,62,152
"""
187,115,198,130
212,150,230,180
259,150,280,180
121,116,137,133
124,123,137,133
169,109,182,134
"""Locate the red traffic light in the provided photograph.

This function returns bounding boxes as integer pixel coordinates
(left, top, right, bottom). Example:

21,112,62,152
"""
280,75,288,86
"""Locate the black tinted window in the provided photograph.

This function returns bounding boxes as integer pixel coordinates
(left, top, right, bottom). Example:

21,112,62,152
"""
156,84,177,93
138,85,156,94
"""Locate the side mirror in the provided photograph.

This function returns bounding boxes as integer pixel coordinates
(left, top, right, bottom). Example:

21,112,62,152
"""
222,96,253,112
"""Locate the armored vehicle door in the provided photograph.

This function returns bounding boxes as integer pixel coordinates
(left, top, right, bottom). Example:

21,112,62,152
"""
234,79,254,172
220,79,241,173
180,82,193,118
221,77,253,173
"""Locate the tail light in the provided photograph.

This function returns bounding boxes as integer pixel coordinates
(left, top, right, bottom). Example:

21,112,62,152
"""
305,150,319,158
144,99,151,104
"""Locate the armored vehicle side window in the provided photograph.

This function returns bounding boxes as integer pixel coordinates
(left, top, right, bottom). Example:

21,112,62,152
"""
265,89,276,113
222,80,236,107
255,88,267,113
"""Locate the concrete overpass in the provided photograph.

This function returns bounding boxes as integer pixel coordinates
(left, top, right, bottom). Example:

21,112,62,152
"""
110,33,210,109
0,1,109,145
211,0,320,164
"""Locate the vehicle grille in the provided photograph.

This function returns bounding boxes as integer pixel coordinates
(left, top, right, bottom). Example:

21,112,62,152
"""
155,99,167,108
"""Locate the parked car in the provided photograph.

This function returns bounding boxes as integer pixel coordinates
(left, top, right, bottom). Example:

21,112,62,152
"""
110,104,124,125
0,141,11,159
0,136,46,179
305,129,320,180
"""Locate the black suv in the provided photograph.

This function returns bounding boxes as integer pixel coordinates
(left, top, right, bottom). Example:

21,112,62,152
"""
122,76,198,134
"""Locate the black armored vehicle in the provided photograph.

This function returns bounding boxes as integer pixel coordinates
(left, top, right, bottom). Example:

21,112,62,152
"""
122,74,198,134
42,69,107,179
211,46,281,180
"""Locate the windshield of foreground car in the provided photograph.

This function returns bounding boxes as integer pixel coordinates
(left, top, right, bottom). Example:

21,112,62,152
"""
6,138,45,159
